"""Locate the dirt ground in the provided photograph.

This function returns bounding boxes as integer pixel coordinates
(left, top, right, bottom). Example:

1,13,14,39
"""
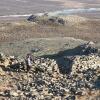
0,37,88,57
0,1,100,99
0,15,100,42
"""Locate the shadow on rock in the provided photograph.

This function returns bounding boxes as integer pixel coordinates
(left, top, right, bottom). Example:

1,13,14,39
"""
41,42,99,74
95,76,100,89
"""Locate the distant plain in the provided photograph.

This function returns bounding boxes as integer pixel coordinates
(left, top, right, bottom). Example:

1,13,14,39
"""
0,0,100,56
0,0,100,16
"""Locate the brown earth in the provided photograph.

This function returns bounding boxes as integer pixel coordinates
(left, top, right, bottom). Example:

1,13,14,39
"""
0,15,100,57
0,15,100,43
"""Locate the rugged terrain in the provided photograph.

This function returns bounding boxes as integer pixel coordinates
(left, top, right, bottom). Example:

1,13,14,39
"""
0,1,100,99
0,14,100,57
0,42,100,100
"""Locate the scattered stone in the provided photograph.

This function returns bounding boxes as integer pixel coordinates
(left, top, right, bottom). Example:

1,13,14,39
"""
0,67,5,75
27,15,66,25
0,42,99,100
77,41,98,55
0,52,6,61
10,90,19,97
71,54,100,74
27,15,38,22
57,18,65,25
31,47,40,53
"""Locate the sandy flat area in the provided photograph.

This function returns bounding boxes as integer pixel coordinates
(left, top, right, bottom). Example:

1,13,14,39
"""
0,0,63,16
47,0,100,8
0,0,100,16
48,0,84,8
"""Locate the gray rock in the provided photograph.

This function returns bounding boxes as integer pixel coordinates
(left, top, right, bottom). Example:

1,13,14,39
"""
0,52,5,61
10,90,19,97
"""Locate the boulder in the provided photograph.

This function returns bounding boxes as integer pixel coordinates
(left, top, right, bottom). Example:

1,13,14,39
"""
0,52,5,61
77,41,98,55
27,15,38,22
10,90,19,97
57,18,65,25
0,67,5,75
48,17,57,23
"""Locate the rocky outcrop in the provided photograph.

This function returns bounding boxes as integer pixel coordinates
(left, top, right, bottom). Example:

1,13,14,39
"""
0,42,100,100
27,15,39,22
71,54,100,74
27,14,66,25
76,41,98,55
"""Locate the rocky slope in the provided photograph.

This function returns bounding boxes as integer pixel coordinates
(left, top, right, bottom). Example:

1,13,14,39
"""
0,42,100,100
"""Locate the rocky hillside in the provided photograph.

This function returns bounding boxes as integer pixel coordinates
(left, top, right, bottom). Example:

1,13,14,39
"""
0,42,100,100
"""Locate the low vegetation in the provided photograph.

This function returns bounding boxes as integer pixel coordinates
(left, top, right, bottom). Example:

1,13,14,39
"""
0,15,100,42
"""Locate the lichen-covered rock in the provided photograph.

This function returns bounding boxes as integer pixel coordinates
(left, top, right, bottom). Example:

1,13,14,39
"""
71,54,100,74
33,58,59,74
